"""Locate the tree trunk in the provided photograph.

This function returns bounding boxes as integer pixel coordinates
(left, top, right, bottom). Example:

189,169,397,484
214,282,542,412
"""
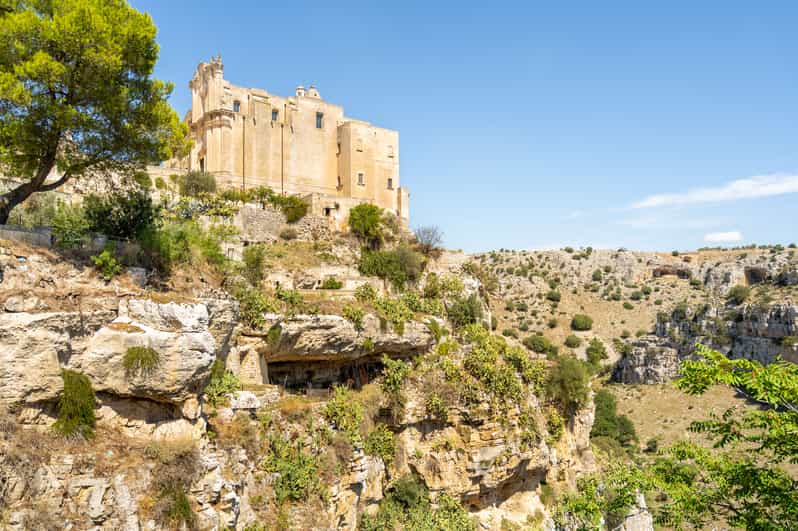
0,158,58,225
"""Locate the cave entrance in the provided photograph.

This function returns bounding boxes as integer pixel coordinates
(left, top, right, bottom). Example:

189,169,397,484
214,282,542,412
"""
744,267,768,285
267,354,390,391
652,266,691,279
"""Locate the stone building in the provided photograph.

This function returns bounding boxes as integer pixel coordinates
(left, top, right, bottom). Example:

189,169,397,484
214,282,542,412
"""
170,55,409,228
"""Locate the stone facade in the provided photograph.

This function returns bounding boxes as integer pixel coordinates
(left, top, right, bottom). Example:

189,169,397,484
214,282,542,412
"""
169,55,409,229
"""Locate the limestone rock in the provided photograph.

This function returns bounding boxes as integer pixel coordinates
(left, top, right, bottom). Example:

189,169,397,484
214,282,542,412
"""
613,337,680,384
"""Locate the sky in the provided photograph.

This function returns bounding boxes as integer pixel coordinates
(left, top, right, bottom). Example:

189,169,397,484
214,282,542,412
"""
131,0,798,253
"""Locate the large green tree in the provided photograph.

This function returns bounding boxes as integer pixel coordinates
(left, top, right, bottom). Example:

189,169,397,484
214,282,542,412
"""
0,0,188,223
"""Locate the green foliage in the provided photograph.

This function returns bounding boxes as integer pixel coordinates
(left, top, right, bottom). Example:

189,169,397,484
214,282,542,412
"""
320,276,343,289
123,346,160,376
461,324,523,404
364,423,396,466
7,191,58,227
400,291,445,316
592,269,603,281
53,369,95,439
447,293,484,329
235,287,278,329
360,474,475,531
359,245,423,289
51,201,89,248
163,487,195,529
178,171,216,197
0,0,188,223
204,359,242,406
623,301,634,310
140,220,234,274
425,393,448,421
91,248,123,281
242,244,266,285
545,407,564,445
355,283,377,303
343,304,365,332
585,338,608,368
276,286,304,309
564,335,582,348
523,334,552,353
84,190,158,240
546,290,562,302
546,356,590,414
322,385,364,445
260,435,322,504
591,389,637,446
269,192,308,223
423,273,464,299
426,318,449,342
381,355,411,419
348,203,384,248
727,284,751,305
570,314,594,331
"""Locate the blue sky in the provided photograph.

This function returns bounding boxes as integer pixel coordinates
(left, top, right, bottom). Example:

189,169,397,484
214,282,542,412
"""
131,0,798,253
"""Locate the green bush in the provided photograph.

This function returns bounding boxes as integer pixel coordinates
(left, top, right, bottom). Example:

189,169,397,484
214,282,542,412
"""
727,285,751,305
571,314,593,331
51,202,89,248
447,293,483,328
261,435,321,504
123,346,160,375
623,302,634,310
381,355,410,419
591,389,637,447
204,360,242,406
84,190,157,240
359,245,423,289
546,356,590,413
564,335,582,348
546,290,561,302
320,276,343,289
140,220,233,274
592,269,603,282
524,334,553,353
425,393,448,421
53,369,96,438
586,338,608,367
91,248,124,281
271,194,308,223
323,385,364,444
235,287,278,329
178,171,217,197
355,283,377,303
373,296,413,335
547,317,558,329
348,203,384,248
242,244,266,285
343,304,365,332
364,423,396,466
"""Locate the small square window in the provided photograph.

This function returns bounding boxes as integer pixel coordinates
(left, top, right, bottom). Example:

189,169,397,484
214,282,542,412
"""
357,172,365,186
272,109,278,121
233,101,241,113
387,178,393,190
316,112,324,129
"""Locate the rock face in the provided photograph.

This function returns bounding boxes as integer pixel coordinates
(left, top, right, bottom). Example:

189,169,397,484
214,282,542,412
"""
615,302,798,383
613,337,680,384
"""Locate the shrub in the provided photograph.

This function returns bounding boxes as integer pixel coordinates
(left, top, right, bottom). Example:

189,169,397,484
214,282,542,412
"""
204,359,242,406
53,370,96,439
320,276,343,289
373,296,413,335
590,389,637,447
545,407,565,444
546,290,561,302
425,393,448,421
355,283,377,302
381,355,410,419
260,435,321,504
272,194,308,223
426,319,448,342
629,291,642,301
414,225,444,255
51,202,89,248
242,244,266,285
348,203,384,248
447,293,483,328
323,385,364,444
84,190,157,240
641,285,652,295
571,314,593,331
178,171,217,197
91,248,123,281
364,424,396,466
565,335,582,348
546,356,590,413
727,285,751,305
547,317,558,329
524,334,553,353
343,304,365,332
586,338,608,367
123,346,160,375
592,269,603,282
359,245,423,289
236,287,278,329
623,302,634,310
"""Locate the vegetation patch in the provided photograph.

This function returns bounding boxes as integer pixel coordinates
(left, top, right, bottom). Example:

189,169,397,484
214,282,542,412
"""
123,346,161,376
53,370,96,439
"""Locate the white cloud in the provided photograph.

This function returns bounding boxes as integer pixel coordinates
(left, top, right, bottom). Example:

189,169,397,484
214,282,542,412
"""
630,174,798,209
704,231,743,243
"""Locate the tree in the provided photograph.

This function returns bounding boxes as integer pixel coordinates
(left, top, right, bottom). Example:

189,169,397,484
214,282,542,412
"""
0,0,189,224
414,225,443,255
546,356,590,414
348,203,383,248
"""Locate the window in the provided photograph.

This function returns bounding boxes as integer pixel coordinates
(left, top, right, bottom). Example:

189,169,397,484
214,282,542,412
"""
337,176,342,188
388,145,394,158
357,172,365,186
272,109,278,121
233,101,241,113
199,157,205,172
316,112,323,129
387,178,393,190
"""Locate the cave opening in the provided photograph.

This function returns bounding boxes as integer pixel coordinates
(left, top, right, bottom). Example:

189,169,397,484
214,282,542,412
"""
744,267,768,285
267,354,392,391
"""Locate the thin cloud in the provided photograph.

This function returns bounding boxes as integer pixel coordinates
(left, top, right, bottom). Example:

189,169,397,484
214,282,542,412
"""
630,174,798,209
704,231,743,243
